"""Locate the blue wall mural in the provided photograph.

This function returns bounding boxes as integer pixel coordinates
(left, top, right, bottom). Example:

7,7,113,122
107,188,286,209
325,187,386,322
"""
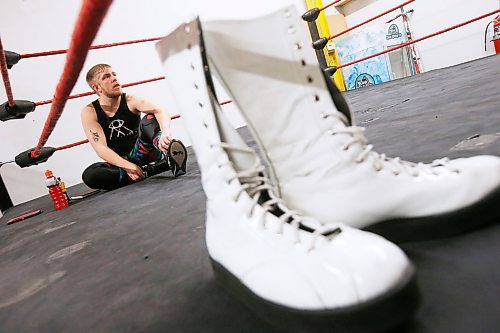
335,19,408,90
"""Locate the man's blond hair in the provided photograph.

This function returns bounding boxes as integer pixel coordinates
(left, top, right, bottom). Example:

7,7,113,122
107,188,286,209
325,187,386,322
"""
86,64,111,89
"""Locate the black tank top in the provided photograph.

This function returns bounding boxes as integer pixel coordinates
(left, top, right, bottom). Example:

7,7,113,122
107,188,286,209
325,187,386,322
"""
93,93,140,156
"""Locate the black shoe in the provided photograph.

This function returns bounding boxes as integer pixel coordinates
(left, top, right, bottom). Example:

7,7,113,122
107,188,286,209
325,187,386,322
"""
167,139,187,177
141,158,170,178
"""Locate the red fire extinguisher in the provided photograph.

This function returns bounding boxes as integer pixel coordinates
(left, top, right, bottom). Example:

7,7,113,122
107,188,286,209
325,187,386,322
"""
485,15,500,54
494,15,500,54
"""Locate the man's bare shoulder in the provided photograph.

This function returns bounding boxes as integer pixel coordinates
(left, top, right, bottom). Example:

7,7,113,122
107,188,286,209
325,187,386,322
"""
125,94,146,113
126,93,144,105
81,104,97,119
125,93,135,101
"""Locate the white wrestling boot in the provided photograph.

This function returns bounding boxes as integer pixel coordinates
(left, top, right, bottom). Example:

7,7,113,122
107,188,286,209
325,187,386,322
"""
156,18,419,333
202,6,500,243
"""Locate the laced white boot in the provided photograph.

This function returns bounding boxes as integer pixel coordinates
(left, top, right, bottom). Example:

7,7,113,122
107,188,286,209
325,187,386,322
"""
156,18,419,332
202,6,500,243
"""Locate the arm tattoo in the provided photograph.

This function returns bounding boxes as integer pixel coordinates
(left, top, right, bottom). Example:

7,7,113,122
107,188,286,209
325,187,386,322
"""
90,130,100,142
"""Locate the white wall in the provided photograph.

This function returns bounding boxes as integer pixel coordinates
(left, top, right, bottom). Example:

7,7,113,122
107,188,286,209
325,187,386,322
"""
325,0,499,71
0,0,306,206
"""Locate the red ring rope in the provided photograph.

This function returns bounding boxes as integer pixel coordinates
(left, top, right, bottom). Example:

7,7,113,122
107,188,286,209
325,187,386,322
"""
337,9,500,70
31,0,113,158
0,36,15,107
20,36,163,59
219,100,232,106
320,0,342,12
55,139,90,151
34,76,166,107
328,0,415,41
33,77,232,107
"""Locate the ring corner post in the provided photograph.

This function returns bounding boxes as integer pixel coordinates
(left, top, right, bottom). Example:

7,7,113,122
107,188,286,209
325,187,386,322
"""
304,0,347,91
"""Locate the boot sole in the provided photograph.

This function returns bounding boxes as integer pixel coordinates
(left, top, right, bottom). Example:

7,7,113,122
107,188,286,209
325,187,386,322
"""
168,140,187,178
210,258,419,333
364,185,500,243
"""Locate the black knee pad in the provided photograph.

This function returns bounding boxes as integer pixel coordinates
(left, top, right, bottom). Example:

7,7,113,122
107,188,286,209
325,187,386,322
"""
139,114,161,142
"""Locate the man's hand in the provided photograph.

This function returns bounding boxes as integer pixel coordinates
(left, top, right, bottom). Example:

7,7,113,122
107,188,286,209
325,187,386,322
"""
124,163,145,181
158,131,173,152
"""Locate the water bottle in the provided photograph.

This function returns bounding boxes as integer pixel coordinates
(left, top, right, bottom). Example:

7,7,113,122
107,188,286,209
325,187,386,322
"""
45,170,68,210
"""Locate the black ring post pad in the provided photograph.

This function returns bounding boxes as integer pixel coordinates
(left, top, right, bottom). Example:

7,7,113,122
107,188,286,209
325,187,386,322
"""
0,100,36,122
15,147,56,168
5,51,21,69
302,8,320,22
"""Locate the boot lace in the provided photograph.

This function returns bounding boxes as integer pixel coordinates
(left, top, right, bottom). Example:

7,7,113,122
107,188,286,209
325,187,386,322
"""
218,142,341,251
322,112,460,177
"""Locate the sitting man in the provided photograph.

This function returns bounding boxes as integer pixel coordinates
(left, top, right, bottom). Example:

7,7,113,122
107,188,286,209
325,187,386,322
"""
81,64,187,190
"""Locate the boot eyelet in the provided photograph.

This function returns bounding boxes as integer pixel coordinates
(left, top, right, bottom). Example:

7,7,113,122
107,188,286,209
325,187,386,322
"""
288,26,296,34
327,130,335,135
198,102,203,108
342,145,348,151
307,76,313,83
194,83,199,89
295,42,303,50
187,43,191,50
190,63,196,70
301,59,307,67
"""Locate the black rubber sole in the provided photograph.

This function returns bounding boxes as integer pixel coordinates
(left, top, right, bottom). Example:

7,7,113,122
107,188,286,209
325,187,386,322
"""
168,139,187,177
363,185,500,243
210,258,420,333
